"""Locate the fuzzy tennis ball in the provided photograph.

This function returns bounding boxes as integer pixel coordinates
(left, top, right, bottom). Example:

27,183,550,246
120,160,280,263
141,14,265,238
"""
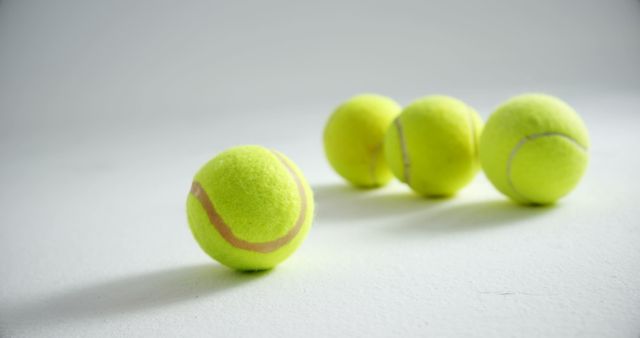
324,94,401,188
480,94,589,205
186,145,314,271
384,95,483,196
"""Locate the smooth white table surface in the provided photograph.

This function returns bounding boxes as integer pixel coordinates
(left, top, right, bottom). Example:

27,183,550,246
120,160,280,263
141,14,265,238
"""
1,92,639,337
1,1,639,337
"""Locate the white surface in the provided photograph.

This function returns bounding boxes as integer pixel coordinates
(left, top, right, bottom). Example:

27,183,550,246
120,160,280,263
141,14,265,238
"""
1,1,640,337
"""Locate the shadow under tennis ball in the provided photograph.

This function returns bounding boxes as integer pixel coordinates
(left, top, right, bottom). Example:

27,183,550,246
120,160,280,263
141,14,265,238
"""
313,183,447,222
388,199,555,235
2,263,270,326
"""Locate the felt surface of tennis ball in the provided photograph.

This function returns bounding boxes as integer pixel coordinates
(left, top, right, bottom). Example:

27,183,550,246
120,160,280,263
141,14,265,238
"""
186,145,314,271
384,95,483,196
324,94,401,188
480,94,589,205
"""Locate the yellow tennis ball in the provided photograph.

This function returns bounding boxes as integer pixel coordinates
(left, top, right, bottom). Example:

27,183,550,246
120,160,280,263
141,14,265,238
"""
186,145,314,271
323,94,401,188
384,95,483,196
480,94,590,205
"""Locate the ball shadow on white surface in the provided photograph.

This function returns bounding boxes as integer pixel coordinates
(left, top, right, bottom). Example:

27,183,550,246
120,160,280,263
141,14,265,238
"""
387,200,554,235
313,183,554,233
2,263,269,326
313,183,447,222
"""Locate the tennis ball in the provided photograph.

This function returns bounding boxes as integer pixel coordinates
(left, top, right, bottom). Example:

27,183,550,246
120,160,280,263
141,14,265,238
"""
186,145,314,271
480,94,589,205
384,95,483,196
324,94,401,188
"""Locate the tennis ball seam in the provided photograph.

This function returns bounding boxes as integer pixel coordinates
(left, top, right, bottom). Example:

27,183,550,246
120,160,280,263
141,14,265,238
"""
369,142,382,185
189,150,308,253
506,132,588,203
394,117,412,185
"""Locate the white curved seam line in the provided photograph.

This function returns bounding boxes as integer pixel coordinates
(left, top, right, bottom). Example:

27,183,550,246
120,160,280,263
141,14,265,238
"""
395,118,411,185
506,132,588,204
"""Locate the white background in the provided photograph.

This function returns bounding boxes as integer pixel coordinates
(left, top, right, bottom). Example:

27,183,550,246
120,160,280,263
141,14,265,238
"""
1,1,639,337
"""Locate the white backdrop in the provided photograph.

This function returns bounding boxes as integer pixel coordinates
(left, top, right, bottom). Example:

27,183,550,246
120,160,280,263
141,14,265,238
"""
1,1,639,337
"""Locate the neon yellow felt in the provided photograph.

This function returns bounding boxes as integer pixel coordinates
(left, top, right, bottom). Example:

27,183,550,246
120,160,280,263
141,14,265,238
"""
384,95,483,196
323,94,401,188
480,94,589,205
186,145,314,271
